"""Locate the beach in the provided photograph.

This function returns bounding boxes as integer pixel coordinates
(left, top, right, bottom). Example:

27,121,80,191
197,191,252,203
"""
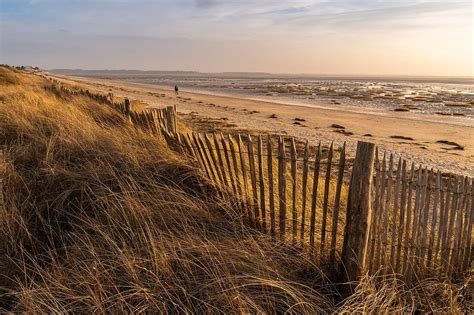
50,74,474,176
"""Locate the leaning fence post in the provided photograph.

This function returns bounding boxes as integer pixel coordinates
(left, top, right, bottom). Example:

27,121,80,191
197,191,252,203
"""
124,98,131,116
341,141,376,293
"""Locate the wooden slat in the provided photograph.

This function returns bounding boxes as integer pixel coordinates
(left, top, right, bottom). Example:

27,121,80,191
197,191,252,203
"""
439,176,453,276
455,177,470,273
427,171,441,268
374,154,387,272
300,141,310,243
158,110,165,131
204,133,224,186
390,157,402,272
228,134,244,210
462,179,473,270
189,134,213,180
407,166,423,277
443,176,462,275
459,179,472,271
138,111,144,127
321,142,334,255
368,148,381,273
146,111,152,131
309,142,322,254
152,110,159,134
329,143,346,264
195,133,218,183
136,112,142,127
433,174,446,269
258,135,267,233
419,169,433,267
267,136,276,238
237,134,252,222
247,135,260,229
180,133,194,158
132,111,139,125
395,159,407,272
190,133,211,179
153,110,161,134
381,154,394,273
151,111,159,134
143,112,150,130
175,133,186,155
449,176,466,276
278,136,287,242
213,133,229,189
290,137,298,243
173,105,178,133
129,111,136,125
414,167,429,272
220,133,238,196
181,133,196,160
147,111,154,133
151,110,158,134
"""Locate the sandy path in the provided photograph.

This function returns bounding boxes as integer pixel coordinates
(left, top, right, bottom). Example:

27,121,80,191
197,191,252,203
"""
49,74,473,176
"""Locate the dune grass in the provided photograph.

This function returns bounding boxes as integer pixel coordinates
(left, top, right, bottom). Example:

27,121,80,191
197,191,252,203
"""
0,66,471,313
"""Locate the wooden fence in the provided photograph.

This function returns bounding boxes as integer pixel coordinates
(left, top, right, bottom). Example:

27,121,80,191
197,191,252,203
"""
367,155,473,280
48,82,473,284
47,79,178,135
165,127,472,284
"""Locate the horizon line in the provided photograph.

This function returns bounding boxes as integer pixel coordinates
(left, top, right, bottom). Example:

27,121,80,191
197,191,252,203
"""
48,68,474,80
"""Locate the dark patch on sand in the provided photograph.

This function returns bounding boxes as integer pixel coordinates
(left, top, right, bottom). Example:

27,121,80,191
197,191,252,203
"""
330,124,345,129
390,135,414,141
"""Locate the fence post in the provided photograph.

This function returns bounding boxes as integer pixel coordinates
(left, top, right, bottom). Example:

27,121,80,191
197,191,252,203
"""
124,98,131,116
341,141,376,293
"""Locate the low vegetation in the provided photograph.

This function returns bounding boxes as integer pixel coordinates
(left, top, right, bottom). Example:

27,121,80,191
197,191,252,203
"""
0,66,471,313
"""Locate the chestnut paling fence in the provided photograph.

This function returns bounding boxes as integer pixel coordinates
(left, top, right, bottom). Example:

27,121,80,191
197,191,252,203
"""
46,82,474,283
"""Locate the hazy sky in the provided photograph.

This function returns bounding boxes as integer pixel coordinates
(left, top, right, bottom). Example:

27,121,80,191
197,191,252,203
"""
1,0,472,76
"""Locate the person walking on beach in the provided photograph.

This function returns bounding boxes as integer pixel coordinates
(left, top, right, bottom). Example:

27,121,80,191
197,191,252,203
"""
174,85,179,96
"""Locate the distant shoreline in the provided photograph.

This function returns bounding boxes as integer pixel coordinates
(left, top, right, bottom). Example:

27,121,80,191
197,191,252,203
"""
49,69,474,85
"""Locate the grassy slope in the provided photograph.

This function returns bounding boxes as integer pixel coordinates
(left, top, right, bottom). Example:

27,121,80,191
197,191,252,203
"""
0,66,470,313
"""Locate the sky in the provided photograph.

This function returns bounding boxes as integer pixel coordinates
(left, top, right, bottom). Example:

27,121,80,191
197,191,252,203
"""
0,0,472,76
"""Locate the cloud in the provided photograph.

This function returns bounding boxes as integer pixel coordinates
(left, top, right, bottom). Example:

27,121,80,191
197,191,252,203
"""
195,0,219,8
276,1,471,27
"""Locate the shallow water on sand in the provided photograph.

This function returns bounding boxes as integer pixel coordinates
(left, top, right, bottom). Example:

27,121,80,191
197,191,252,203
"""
58,70,474,119
121,75,474,119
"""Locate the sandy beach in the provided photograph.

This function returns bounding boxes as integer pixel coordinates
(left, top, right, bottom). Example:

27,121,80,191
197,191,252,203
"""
50,74,474,176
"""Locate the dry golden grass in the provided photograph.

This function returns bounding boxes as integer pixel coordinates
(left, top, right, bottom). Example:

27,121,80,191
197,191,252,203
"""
0,66,471,313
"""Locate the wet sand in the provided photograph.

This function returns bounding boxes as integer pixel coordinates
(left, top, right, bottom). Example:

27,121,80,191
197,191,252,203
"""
49,74,474,176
